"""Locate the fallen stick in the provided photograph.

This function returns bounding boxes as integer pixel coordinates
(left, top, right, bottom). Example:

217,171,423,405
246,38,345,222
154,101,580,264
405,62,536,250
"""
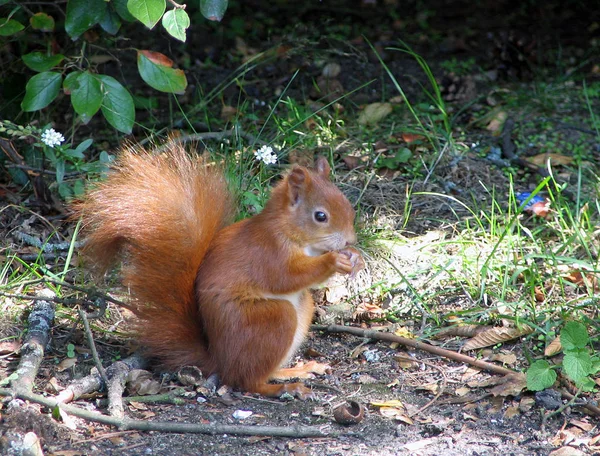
0,387,335,438
11,290,56,395
55,353,148,405
312,324,514,376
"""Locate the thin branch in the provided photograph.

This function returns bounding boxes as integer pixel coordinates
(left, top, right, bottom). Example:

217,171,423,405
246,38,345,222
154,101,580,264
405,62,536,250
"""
312,324,514,376
0,388,336,438
78,309,109,386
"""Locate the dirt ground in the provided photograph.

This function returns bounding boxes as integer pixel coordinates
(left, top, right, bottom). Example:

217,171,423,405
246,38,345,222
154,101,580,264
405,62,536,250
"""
2,0,600,455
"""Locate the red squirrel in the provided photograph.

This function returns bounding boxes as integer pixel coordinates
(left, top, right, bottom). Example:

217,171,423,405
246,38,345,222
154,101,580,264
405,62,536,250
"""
75,141,363,399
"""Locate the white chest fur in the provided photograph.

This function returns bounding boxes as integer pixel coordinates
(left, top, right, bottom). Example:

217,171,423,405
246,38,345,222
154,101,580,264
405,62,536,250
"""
262,291,311,366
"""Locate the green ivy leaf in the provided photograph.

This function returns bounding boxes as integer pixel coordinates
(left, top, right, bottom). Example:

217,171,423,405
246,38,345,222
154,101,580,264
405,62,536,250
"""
99,7,122,35
23,52,65,72
96,75,135,134
200,0,228,22
161,9,189,42
137,51,187,94
526,360,557,391
21,72,63,111
127,0,165,29
560,321,589,351
563,349,593,383
63,71,83,94
113,0,136,22
71,72,103,124
0,18,25,36
65,0,107,39
30,12,55,31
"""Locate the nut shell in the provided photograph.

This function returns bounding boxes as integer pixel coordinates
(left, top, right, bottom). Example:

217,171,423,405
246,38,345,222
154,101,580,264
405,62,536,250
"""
333,400,365,425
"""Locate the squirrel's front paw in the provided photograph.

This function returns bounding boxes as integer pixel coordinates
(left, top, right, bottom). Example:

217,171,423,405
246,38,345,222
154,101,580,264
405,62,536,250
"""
339,247,365,277
332,251,354,275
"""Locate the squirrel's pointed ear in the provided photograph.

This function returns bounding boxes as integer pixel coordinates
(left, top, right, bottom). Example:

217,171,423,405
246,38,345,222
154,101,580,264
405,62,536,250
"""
287,167,309,206
315,157,331,178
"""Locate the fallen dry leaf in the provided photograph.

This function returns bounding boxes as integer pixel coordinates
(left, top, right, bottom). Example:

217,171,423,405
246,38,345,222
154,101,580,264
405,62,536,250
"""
503,405,520,419
394,352,419,369
545,336,563,356
569,419,594,432
489,373,527,397
549,447,587,456
358,102,393,126
0,340,20,354
463,325,534,351
57,357,77,372
435,324,485,339
401,133,425,144
352,302,384,321
527,152,574,167
489,352,517,365
486,110,508,134
402,438,438,451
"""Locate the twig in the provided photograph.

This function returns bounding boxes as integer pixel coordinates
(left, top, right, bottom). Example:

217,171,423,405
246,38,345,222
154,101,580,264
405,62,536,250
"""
541,387,582,430
121,389,187,405
560,389,600,417
14,231,81,252
106,357,132,418
312,324,514,376
78,309,109,387
10,290,56,395
0,388,336,438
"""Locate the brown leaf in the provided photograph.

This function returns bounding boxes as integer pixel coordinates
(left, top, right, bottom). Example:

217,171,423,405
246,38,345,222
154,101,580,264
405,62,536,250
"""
341,155,361,170
463,325,534,351
138,50,174,67
401,133,425,144
436,324,486,339
358,102,393,126
394,353,419,369
486,110,508,134
545,336,563,357
490,373,527,397
352,302,384,321
127,369,161,395
527,153,574,167
57,357,77,372
489,352,517,365
220,105,238,121
0,340,20,354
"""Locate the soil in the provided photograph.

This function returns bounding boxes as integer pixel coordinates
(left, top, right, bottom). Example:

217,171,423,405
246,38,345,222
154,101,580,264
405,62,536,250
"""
1,0,600,455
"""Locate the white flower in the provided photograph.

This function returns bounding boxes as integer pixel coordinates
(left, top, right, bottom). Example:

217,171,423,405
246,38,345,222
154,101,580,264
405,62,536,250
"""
254,145,277,165
41,128,65,148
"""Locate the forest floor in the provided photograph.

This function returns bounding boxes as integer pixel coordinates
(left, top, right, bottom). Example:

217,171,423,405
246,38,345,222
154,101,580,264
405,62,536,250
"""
1,0,600,455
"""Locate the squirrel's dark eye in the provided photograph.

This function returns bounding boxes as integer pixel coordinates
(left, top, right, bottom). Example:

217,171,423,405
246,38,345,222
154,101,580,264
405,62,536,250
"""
314,211,328,223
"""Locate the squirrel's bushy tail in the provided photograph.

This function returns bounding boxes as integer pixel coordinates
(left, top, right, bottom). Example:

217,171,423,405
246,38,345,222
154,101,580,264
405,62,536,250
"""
74,142,235,368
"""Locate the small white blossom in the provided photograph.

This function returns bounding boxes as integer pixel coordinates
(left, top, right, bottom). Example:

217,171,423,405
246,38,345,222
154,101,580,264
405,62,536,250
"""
254,145,278,165
41,128,65,148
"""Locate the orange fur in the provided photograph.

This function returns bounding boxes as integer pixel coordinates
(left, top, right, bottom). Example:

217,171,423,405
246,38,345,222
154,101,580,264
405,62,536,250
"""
74,141,362,398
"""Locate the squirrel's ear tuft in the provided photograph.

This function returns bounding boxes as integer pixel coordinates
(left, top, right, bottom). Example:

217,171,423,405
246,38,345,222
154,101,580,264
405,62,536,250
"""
315,157,331,178
287,167,309,206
